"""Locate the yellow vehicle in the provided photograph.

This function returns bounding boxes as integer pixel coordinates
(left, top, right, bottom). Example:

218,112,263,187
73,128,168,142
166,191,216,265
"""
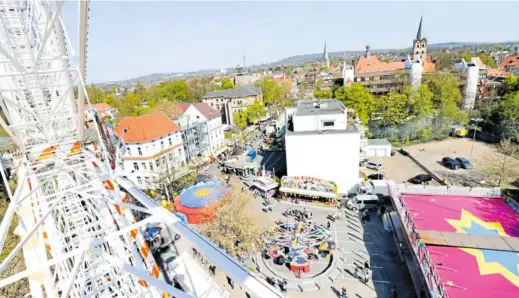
455,129,468,137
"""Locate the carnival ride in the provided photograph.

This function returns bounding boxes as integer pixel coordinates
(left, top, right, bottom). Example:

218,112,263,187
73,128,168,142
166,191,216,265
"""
0,1,282,297
264,222,335,274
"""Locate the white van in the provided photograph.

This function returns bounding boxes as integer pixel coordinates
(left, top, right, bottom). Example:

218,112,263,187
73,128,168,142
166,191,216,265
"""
345,194,379,211
366,161,383,171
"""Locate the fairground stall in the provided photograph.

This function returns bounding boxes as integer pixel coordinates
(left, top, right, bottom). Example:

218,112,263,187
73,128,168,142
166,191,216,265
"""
248,176,279,198
279,176,339,207
221,145,263,177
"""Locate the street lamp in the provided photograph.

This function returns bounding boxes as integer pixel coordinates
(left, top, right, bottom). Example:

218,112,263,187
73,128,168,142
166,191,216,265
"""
469,118,483,162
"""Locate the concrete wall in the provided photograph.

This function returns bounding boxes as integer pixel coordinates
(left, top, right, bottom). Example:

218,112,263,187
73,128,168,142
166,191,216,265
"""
286,131,360,194
292,113,347,132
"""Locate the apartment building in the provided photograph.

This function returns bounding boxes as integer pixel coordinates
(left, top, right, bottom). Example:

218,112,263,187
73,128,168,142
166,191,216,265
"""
202,85,262,126
176,103,226,161
115,112,187,190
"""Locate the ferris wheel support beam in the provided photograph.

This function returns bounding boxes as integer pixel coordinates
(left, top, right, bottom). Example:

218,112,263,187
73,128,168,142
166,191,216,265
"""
33,1,65,64
77,0,89,140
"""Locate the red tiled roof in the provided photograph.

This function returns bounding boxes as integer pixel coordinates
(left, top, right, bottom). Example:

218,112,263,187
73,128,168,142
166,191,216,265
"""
356,55,435,73
499,54,519,69
487,68,508,77
178,103,220,119
355,56,405,73
115,112,180,143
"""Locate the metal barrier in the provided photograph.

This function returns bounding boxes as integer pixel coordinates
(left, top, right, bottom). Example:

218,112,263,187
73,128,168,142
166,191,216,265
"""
389,183,449,298
394,183,501,198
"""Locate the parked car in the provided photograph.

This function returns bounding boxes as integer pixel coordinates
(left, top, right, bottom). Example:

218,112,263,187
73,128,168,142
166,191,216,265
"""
442,157,460,170
367,173,385,180
366,161,383,171
399,148,409,156
456,157,473,169
409,174,433,184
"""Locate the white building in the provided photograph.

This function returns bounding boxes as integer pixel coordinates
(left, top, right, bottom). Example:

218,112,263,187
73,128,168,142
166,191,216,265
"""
115,112,187,190
177,103,226,155
285,100,362,194
454,58,481,110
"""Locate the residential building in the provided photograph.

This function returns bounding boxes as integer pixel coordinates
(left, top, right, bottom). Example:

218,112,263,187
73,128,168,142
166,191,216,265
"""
115,112,187,190
285,99,361,195
353,18,436,95
498,51,519,76
175,103,226,161
202,85,262,126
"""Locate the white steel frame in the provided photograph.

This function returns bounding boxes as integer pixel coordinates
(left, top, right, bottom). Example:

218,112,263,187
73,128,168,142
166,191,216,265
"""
0,1,283,298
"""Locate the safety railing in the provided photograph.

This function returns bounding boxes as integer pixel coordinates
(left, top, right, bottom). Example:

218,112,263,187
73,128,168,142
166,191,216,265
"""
389,184,449,298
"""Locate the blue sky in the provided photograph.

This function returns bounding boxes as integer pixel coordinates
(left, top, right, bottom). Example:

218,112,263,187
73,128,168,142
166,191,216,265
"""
61,1,519,83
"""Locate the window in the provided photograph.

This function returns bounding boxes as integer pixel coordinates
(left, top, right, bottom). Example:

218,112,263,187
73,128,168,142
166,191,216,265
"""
127,147,131,155
133,163,139,171
156,158,160,167
162,156,167,165
196,115,200,119
169,153,173,161
168,138,172,146
150,162,153,170
145,177,150,188
161,141,164,150
137,177,142,185
178,148,182,154
322,121,335,127
137,147,142,156
141,162,146,170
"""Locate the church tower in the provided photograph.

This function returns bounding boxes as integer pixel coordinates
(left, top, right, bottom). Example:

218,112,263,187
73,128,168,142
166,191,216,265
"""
322,41,330,70
412,17,427,64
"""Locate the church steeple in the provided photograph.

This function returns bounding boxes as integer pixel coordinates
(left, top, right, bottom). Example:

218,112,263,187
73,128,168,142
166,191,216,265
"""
412,17,427,65
416,16,423,40
322,41,330,70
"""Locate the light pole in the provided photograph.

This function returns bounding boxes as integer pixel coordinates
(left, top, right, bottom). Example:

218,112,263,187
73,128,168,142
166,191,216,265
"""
469,118,483,162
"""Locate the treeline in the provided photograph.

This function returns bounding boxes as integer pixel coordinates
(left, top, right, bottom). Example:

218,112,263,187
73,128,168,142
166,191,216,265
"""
85,76,293,126
84,77,237,122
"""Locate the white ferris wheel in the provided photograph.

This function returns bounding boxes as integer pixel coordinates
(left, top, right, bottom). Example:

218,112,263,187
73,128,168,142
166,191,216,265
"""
0,1,283,297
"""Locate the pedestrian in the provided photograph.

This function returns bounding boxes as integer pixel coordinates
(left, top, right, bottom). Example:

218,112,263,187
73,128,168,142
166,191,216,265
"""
364,260,370,272
326,221,331,229
227,276,235,289
380,205,386,217
341,287,348,298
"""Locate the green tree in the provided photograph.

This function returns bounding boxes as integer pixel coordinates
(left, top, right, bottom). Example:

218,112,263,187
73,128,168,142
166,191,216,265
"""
245,100,266,124
234,111,248,129
86,84,105,104
478,52,497,68
500,91,519,123
283,66,292,75
405,85,434,118
335,83,374,125
135,81,147,100
156,81,194,102
424,73,463,121
221,78,235,90
461,53,473,63
313,89,333,99
255,77,286,108
104,94,120,108
133,107,150,116
503,76,519,95
375,92,409,126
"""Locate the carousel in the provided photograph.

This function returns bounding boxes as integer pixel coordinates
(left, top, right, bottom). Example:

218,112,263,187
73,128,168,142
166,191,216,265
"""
264,221,336,276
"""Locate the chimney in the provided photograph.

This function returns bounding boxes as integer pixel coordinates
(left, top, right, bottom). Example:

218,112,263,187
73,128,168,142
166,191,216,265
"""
365,45,371,59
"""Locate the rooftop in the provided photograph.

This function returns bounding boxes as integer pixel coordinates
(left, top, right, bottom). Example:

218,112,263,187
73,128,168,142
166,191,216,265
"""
286,125,358,136
294,99,346,117
202,85,261,99
367,139,391,146
401,193,519,298
115,112,180,143
178,103,220,119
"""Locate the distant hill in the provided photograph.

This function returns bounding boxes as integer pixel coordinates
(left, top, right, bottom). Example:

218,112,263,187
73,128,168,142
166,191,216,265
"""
101,40,519,85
